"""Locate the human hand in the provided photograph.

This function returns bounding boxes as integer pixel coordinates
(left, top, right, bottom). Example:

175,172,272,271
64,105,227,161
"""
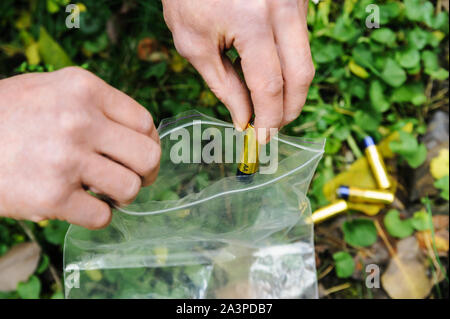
0,67,161,229
162,0,314,143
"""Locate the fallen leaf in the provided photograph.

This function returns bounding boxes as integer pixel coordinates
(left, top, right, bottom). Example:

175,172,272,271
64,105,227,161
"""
381,237,433,299
416,230,449,255
0,242,41,292
38,26,73,69
430,149,449,179
432,214,449,230
137,37,168,62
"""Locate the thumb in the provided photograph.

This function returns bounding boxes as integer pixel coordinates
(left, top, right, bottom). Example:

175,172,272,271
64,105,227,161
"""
189,54,252,131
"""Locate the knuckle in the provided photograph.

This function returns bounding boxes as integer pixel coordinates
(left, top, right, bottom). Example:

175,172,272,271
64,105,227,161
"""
173,35,206,61
59,108,92,136
61,66,97,97
122,173,141,202
245,1,269,19
288,64,315,89
301,63,316,85
46,148,75,174
140,111,154,134
251,75,284,98
142,141,161,175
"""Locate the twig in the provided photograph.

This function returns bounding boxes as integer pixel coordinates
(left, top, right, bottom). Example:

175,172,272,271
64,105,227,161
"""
323,283,351,296
318,264,334,280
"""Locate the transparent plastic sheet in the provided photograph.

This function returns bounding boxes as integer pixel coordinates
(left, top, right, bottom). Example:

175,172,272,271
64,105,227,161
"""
64,111,325,299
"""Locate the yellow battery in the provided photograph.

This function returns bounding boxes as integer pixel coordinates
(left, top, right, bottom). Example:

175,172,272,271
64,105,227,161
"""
363,136,391,189
311,200,348,224
237,123,259,177
337,186,394,204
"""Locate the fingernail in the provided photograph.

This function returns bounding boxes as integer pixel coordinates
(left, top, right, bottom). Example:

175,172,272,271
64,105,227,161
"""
234,123,244,132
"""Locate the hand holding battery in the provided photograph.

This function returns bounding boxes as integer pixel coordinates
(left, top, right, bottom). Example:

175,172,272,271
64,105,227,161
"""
0,67,161,229
161,0,314,144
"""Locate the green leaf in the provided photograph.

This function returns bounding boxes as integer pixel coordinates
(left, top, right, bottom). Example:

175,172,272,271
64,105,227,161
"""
83,33,108,54
159,190,179,201
354,108,381,133
311,39,343,64
38,26,73,70
410,211,431,231
378,2,401,23
342,219,378,247
405,144,428,168
434,175,449,200
404,0,427,22
17,275,41,299
421,1,436,26
407,27,429,50
381,58,407,87
389,131,427,168
422,50,440,72
143,62,167,79
396,48,420,69
369,80,390,112
391,83,426,106
43,220,70,246
383,209,414,238
371,28,396,47
352,44,379,75
36,254,49,274
46,0,60,14
433,11,449,33
429,68,449,80
325,138,342,155
333,251,355,278
51,291,64,299
331,17,361,42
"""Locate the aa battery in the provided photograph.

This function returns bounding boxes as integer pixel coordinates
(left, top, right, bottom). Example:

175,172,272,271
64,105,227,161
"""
337,185,394,204
236,123,259,182
363,136,391,189
311,200,348,224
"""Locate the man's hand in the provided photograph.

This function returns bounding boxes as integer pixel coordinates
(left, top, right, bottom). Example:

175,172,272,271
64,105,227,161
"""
0,67,161,229
162,0,314,143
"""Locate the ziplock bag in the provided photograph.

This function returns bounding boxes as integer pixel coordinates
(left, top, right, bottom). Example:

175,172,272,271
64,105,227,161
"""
64,111,325,299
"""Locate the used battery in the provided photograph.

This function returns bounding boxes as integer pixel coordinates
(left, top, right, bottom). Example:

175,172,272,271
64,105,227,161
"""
311,200,348,224
236,123,259,182
337,185,394,204
363,136,391,189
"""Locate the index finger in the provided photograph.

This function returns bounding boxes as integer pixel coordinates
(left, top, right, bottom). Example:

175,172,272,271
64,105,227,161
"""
235,25,284,144
95,80,159,143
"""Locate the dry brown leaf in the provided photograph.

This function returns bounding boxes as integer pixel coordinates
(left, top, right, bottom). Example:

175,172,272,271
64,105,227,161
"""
416,230,449,256
0,242,41,292
432,215,449,230
381,237,433,299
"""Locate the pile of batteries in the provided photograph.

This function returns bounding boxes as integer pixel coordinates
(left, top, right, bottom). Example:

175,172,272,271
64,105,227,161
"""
311,136,394,224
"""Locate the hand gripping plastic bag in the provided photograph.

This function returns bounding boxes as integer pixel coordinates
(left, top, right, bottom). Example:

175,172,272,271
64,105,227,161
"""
64,111,325,299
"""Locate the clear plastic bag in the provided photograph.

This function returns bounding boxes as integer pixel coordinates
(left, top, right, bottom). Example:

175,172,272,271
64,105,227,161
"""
64,111,325,299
